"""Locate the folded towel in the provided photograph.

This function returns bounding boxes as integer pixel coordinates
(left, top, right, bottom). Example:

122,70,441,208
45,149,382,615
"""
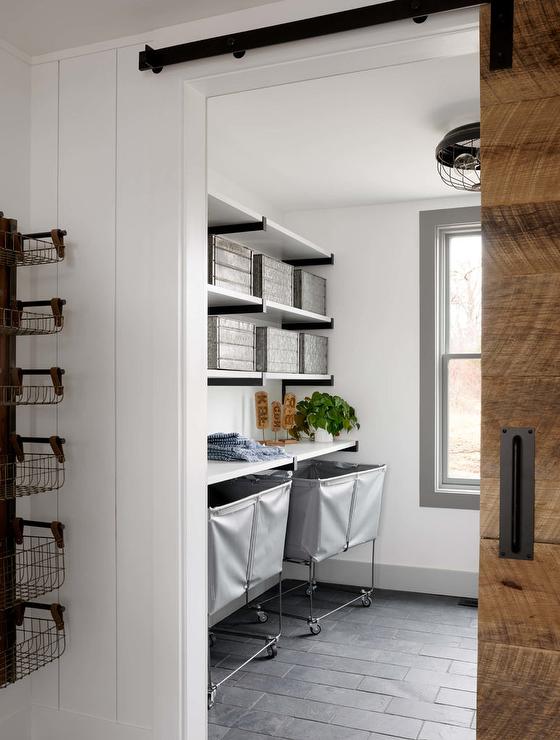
207,433,288,462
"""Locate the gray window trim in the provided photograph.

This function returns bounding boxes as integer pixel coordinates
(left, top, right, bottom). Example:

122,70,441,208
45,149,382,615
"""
419,206,481,511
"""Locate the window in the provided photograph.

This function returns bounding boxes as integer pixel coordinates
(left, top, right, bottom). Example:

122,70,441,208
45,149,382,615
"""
420,207,481,510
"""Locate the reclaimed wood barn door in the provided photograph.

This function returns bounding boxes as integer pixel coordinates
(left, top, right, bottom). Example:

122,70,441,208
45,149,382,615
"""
478,2,560,738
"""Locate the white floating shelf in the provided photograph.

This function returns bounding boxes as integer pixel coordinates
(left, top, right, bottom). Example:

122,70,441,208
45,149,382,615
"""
208,284,262,309
264,300,332,326
208,369,262,380
207,439,358,485
207,370,333,386
208,286,332,327
264,373,332,382
208,192,331,262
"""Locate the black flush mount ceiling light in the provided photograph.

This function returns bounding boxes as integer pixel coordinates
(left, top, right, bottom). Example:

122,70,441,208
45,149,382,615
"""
436,122,481,192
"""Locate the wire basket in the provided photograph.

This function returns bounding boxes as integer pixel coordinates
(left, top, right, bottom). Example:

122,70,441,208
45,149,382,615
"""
0,521,65,610
0,436,66,500
0,299,65,336
0,230,66,267
0,604,66,688
0,368,64,406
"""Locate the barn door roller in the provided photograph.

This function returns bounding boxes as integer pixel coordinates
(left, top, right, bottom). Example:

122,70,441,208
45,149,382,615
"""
139,0,514,74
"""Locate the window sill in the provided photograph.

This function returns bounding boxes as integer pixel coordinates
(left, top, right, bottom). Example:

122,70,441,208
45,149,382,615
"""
420,488,480,511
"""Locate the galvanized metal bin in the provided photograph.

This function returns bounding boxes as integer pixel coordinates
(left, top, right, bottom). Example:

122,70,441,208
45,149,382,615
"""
208,475,292,617
208,316,255,371
284,461,386,563
256,326,299,373
294,269,327,316
299,334,328,374
208,235,253,294
253,254,293,306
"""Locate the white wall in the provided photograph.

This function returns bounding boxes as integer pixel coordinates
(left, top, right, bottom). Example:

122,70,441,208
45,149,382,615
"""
0,41,32,740
284,195,481,597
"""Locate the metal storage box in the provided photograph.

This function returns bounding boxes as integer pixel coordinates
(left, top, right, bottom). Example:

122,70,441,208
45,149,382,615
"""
284,461,386,563
299,334,328,374
256,327,299,373
294,269,327,316
253,254,293,306
208,316,255,371
208,235,253,294
208,475,292,616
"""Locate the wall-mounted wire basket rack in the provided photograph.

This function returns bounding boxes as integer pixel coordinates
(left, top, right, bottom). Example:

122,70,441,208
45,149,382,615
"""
0,603,65,688
0,368,65,406
0,299,65,336
0,230,66,267
0,436,65,500
0,520,65,610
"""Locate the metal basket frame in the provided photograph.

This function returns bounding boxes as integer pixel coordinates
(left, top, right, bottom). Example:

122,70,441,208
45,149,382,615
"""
0,230,65,267
0,604,66,688
0,299,65,336
0,436,65,500
0,520,65,610
0,367,65,406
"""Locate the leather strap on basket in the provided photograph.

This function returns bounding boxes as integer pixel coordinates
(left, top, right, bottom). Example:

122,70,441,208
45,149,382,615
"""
49,436,65,464
10,434,25,463
50,229,65,259
49,367,64,396
50,604,65,630
10,368,23,397
50,521,65,549
50,298,64,328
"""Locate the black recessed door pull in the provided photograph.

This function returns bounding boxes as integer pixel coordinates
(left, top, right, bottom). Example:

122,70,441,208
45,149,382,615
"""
499,428,535,560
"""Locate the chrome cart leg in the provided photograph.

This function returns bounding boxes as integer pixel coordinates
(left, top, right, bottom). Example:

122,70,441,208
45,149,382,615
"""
360,540,375,607
307,560,321,635
208,631,217,710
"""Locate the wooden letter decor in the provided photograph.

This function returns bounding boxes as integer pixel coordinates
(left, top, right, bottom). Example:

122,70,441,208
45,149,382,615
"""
254,391,269,442
271,401,282,440
478,2,560,738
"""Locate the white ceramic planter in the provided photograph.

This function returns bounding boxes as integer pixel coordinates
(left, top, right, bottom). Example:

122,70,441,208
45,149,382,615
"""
314,428,334,443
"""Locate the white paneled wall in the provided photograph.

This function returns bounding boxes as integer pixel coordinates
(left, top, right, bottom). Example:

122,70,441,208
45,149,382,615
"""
26,45,185,739
0,42,32,740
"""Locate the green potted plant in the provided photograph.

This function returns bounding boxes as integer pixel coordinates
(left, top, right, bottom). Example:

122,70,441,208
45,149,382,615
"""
290,392,360,442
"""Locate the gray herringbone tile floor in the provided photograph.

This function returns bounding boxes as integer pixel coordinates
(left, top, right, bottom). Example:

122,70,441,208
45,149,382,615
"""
208,584,477,740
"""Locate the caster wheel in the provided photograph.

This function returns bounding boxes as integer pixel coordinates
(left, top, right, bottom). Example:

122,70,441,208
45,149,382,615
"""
207,687,217,710
208,633,216,648
308,622,322,635
361,595,372,608
256,610,269,624
267,644,278,659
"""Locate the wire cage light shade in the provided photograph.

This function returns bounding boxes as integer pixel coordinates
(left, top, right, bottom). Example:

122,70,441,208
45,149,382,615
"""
436,123,480,192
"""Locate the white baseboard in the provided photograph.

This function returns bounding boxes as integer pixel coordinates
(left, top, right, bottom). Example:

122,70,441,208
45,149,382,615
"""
0,708,30,740
31,706,152,740
283,559,479,599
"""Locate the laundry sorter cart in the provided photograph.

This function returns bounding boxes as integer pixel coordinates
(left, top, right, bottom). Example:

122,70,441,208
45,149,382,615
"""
207,473,291,709
254,461,386,635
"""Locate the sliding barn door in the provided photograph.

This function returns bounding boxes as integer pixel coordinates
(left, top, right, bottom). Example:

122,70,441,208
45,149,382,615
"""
478,2,560,738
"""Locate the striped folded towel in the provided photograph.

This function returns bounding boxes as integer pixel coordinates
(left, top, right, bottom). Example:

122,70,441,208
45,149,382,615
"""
208,433,288,462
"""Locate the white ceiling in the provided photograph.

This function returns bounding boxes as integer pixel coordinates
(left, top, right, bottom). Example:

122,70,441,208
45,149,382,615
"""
0,0,282,56
208,53,480,212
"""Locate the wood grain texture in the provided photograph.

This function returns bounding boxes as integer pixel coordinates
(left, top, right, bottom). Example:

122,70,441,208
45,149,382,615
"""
481,96,560,207
479,539,560,651
482,272,560,377
481,376,560,481
481,478,560,543
480,0,560,106
478,641,560,740
482,202,560,279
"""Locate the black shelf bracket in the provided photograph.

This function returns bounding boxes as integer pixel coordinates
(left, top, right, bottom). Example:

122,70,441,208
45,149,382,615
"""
208,304,265,316
208,217,267,236
208,375,264,387
138,1,513,74
284,254,334,267
282,375,334,397
282,319,334,331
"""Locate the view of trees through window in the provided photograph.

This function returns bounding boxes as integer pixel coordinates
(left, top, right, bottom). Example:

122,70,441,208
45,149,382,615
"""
444,233,481,483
